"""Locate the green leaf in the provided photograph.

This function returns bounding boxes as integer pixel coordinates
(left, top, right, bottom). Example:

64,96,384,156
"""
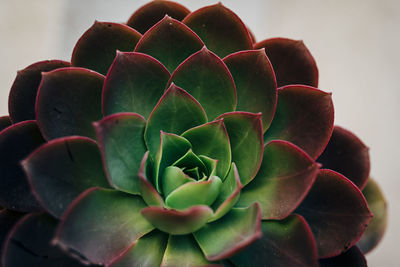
199,155,218,177
141,205,213,235
138,152,164,207
216,112,263,185
23,136,110,218
135,16,203,73
54,188,154,265
172,149,208,176
236,140,320,220
193,203,262,261
223,49,277,132
72,21,141,75
182,120,231,179
168,47,237,120
162,166,195,197
94,113,146,194
183,3,252,58
36,67,104,140
144,83,207,157
102,52,170,119
109,230,168,267
165,176,222,210
230,214,318,267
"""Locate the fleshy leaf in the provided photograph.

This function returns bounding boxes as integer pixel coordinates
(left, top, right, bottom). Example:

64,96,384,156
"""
210,163,242,222
165,176,222,210
36,67,104,140
319,246,367,267
230,214,318,267
172,149,207,175
138,152,164,207
94,113,146,194
193,203,262,261
153,132,192,193
254,38,318,87
162,166,195,197
357,178,388,254
216,112,263,185
135,16,203,73
8,60,71,123
181,120,231,179
71,21,141,75
199,155,218,177
183,3,252,58
109,230,168,267
23,136,110,218
127,1,190,34
3,213,90,267
161,235,212,267
0,209,23,255
141,205,213,235
0,121,44,212
144,83,207,157
237,140,320,220
54,188,154,265
317,126,370,189
168,47,237,120
295,169,373,258
223,49,277,131
0,116,11,131
102,52,170,118
264,85,334,159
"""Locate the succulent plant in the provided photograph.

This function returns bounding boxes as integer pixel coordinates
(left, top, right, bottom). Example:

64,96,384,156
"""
0,1,387,267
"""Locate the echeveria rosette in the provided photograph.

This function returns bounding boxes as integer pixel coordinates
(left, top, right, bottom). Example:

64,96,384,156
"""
0,1,387,266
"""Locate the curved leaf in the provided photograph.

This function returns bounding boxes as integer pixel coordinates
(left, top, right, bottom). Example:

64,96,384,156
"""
216,112,263,185
102,52,170,118
168,47,237,120
0,116,11,131
135,16,203,73
237,140,320,220
254,38,318,87
8,60,71,123
71,21,141,75
357,178,388,254
162,166,195,197
36,67,104,140
94,113,147,194
127,1,190,34
0,209,23,256
230,214,318,267
0,121,44,212
295,169,373,258
193,203,262,261
54,188,154,265
183,3,252,58
138,151,164,207
182,120,231,179
264,85,334,159
23,136,110,218
319,246,367,267
317,126,370,189
144,83,207,157
141,205,213,235
223,49,277,131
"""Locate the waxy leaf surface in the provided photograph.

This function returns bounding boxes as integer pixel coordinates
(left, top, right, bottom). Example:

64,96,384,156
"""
264,85,334,159
319,246,367,267
95,113,147,194
0,121,44,212
36,67,104,140
183,3,252,58
295,170,372,258
102,52,170,118
138,151,164,207
8,60,71,123
55,188,154,265
223,49,277,131
318,126,370,189
135,16,203,73
127,1,190,34
23,136,110,218
254,38,318,87
72,21,141,75
230,215,318,267
169,47,236,120
237,140,319,220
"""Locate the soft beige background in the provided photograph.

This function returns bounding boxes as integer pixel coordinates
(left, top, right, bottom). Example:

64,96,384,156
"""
0,0,398,265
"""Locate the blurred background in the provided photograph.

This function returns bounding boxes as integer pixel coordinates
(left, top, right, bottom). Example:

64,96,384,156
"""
0,0,398,265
